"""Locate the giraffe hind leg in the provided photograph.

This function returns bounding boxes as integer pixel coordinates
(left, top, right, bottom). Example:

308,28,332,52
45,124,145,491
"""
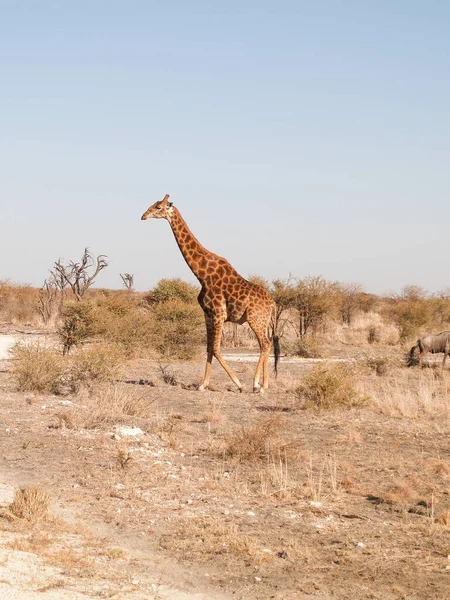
248,316,272,393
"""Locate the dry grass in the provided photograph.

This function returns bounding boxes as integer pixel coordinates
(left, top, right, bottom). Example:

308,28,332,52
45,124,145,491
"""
0,281,40,325
160,515,266,564
55,384,153,429
362,368,450,419
295,363,368,409
304,454,340,501
8,487,51,523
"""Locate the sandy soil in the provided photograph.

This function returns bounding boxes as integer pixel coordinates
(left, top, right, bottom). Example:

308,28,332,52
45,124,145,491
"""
0,338,450,599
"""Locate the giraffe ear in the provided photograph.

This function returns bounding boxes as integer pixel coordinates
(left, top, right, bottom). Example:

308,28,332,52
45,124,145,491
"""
168,201,173,208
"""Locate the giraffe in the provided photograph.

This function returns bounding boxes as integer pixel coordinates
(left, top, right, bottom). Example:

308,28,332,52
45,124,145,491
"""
141,194,280,393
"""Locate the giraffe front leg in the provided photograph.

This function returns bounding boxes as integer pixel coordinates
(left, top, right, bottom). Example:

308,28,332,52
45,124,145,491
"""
199,314,214,391
211,315,243,392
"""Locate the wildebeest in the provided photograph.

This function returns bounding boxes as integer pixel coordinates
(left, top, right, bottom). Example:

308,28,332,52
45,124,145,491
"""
410,331,450,369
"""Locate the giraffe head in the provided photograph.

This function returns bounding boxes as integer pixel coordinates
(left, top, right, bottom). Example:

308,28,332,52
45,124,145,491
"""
141,194,173,221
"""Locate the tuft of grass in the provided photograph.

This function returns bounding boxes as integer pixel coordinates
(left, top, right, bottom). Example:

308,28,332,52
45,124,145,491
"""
8,487,51,523
10,341,67,394
364,355,391,376
295,363,367,409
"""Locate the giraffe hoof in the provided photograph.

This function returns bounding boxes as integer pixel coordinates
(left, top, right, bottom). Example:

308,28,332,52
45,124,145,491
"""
198,385,208,392
253,385,263,394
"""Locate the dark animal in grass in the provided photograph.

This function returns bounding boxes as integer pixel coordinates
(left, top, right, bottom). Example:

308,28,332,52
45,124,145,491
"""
409,331,450,369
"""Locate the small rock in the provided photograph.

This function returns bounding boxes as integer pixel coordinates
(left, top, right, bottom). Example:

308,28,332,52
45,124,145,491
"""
115,426,144,437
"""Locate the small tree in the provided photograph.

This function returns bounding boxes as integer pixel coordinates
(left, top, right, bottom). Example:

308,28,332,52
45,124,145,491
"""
37,278,58,325
387,285,431,341
338,282,363,325
51,248,108,301
272,276,296,335
120,273,134,292
295,276,340,338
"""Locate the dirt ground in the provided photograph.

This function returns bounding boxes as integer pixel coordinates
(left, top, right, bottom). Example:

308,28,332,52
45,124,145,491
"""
1,339,450,599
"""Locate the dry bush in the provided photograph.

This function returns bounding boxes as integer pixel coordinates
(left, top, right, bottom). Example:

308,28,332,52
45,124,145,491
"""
58,301,97,354
93,294,154,357
377,479,419,507
289,337,323,358
8,487,50,522
224,415,285,462
10,340,124,395
0,281,40,325
151,299,204,360
10,341,67,394
295,363,367,409
68,343,123,392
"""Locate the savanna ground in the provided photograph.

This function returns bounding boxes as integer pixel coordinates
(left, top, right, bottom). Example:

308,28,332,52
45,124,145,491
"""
1,331,449,599
0,278,450,599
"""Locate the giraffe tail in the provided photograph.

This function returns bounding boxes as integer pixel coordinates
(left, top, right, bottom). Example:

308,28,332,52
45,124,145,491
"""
270,307,280,377
273,334,280,377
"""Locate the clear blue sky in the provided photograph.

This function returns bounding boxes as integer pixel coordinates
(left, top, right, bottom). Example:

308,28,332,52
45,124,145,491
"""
1,1,449,294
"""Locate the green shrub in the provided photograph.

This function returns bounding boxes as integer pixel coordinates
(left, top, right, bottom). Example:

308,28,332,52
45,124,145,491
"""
295,363,367,409
145,278,199,305
151,299,204,359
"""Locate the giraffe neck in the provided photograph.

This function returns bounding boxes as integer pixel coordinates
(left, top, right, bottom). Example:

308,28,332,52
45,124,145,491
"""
168,208,211,282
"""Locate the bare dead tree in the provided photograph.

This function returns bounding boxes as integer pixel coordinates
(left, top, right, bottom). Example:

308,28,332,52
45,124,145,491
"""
52,247,108,301
120,272,134,292
38,278,58,324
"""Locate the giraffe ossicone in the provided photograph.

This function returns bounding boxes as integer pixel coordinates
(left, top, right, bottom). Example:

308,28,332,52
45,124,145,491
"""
141,194,280,392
